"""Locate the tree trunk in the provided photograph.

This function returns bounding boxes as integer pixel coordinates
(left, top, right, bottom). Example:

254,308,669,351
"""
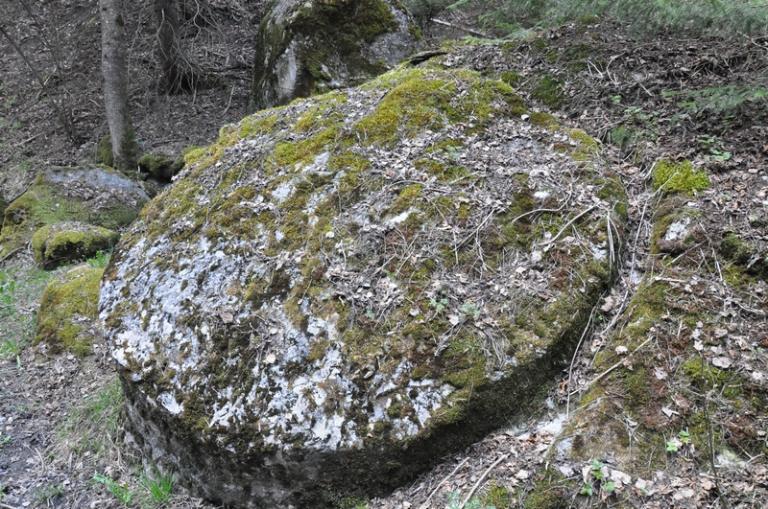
99,0,137,172
154,0,197,93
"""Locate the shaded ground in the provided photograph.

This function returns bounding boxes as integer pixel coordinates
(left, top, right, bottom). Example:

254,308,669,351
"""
2,10,768,509
0,0,263,201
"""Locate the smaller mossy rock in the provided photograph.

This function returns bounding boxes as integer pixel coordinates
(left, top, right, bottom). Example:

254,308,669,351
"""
36,265,104,356
0,167,148,257
32,222,119,269
138,153,184,183
250,0,418,110
652,159,710,194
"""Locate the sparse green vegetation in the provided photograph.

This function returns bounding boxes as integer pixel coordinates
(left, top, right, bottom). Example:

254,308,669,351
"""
59,378,123,456
408,0,768,36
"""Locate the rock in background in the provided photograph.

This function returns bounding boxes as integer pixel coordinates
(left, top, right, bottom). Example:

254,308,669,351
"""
0,167,148,257
31,222,119,269
251,0,418,110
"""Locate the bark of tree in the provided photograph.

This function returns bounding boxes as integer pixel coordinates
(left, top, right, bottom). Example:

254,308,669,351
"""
99,0,137,172
154,0,198,93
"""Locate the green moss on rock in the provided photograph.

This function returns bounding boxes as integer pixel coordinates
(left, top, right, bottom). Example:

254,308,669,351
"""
32,222,119,269
36,265,103,356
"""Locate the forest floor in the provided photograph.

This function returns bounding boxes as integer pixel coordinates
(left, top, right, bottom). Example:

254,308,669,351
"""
2,4,768,509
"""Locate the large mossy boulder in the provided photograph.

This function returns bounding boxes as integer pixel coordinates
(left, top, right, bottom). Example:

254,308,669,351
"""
37,265,103,356
0,167,148,257
251,0,418,110
101,60,627,508
32,221,119,269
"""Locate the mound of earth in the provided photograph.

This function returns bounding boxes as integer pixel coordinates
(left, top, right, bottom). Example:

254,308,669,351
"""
100,58,627,507
0,167,148,257
250,0,418,110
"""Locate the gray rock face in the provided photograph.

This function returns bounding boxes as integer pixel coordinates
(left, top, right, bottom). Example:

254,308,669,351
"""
250,0,418,111
101,61,626,508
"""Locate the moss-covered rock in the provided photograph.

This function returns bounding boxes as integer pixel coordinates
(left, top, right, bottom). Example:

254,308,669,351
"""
0,167,148,257
101,56,625,508
36,265,103,356
138,153,184,182
31,221,119,269
250,0,418,110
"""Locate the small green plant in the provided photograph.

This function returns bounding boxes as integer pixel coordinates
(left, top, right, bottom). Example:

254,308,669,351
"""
87,250,111,268
94,473,133,505
0,432,11,447
140,471,174,505
580,459,615,498
666,429,692,453
34,484,64,504
460,302,481,320
430,297,450,314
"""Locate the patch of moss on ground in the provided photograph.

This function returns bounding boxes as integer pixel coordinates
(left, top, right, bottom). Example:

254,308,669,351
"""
483,482,511,508
532,75,565,110
652,159,710,194
523,470,570,509
530,111,559,130
681,356,741,400
36,265,103,356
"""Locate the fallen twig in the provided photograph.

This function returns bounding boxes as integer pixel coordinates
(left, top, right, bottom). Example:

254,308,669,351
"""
460,453,510,509
419,457,470,509
572,337,653,396
431,18,491,39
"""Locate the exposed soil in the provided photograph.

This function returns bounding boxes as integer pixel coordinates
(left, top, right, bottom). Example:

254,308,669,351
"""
2,6,768,509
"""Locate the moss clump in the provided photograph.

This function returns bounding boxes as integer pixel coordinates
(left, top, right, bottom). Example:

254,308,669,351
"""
36,265,103,355
483,482,511,509
32,223,119,269
596,177,629,220
272,126,340,169
532,75,565,110
500,70,522,87
357,67,526,145
138,153,184,182
96,135,113,166
524,470,569,509
239,113,280,138
681,356,741,400
568,128,600,161
530,111,559,130
652,159,710,194
389,184,423,214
